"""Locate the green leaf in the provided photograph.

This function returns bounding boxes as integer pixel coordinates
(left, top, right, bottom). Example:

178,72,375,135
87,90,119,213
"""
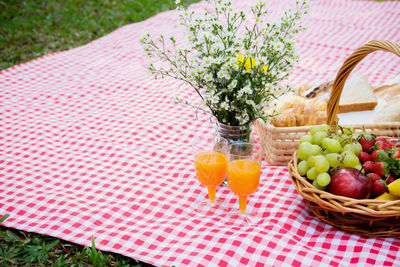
372,142,380,152
91,236,96,255
381,153,400,177
357,133,376,141
377,150,389,162
0,214,9,224
46,239,59,251
5,230,20,242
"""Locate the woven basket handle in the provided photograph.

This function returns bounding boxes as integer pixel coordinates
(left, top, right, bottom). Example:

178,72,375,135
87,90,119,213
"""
327,40,400,126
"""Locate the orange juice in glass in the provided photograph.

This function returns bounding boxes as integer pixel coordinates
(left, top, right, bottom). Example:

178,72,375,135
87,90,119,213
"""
192,135,228,213
194,151,227,204
227,142,262,223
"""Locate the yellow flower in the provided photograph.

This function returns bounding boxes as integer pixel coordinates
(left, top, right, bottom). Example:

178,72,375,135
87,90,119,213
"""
236,52,245,66
237,52,257,72
244,57,257,72
237,52,268,73
262,65,269,73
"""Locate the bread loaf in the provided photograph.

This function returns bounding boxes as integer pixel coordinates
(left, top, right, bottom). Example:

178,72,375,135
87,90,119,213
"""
268,95,327,127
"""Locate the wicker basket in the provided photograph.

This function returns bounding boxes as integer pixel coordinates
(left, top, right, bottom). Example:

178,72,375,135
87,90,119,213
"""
287,40,400,237
255,40,400,166
289,154,400,237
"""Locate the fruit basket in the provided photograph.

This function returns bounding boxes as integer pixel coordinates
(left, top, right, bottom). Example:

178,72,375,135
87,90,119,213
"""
289,153,400,237
255,40,400,166
287,40,400,237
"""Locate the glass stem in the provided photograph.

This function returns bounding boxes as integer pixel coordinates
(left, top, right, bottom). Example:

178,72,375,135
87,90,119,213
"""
208,187,216,205
239,195,247,214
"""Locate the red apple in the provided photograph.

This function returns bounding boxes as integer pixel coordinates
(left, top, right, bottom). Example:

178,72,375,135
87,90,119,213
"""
328,167,371,199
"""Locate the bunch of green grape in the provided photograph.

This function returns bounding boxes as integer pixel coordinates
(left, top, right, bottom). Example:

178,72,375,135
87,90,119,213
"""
297,124,362,190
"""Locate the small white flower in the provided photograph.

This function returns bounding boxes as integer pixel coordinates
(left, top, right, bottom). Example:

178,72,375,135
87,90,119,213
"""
210,95,219,104
218,69,229,79
273,41,284,50
244,86,252,94
238,113,249,125
246,99,256,106
203,57,212,66
221,102,229,110
228,80,237,89
175,0,181,4
237,89,244,98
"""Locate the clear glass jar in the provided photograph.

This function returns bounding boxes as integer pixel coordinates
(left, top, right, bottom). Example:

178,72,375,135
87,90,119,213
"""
215,121,253,144
215,121,254,184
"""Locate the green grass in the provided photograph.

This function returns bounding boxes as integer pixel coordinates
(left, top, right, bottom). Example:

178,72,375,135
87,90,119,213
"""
0,224,148,267
0,0,199,265
0,0,199,71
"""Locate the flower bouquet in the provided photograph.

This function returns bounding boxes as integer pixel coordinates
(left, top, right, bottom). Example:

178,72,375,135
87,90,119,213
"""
141,0,308,141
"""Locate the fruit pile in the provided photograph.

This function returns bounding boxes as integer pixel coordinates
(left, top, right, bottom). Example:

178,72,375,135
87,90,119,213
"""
296,124,400,200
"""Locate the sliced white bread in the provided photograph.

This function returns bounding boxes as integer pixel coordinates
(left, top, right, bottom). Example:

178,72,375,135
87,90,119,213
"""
338,75,378,113
369,97,400,123
374,80,400,102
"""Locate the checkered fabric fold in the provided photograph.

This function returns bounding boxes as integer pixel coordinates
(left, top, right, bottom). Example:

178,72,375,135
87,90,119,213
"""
1,0,400,266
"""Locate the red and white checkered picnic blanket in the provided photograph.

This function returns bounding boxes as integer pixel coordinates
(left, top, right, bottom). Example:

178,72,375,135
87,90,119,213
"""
1,0,400,266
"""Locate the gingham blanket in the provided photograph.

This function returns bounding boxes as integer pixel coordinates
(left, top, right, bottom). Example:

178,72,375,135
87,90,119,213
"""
1,0,400,266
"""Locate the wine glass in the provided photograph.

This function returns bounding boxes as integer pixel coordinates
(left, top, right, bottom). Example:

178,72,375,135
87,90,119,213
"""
192,135,228,214
227,142,262,224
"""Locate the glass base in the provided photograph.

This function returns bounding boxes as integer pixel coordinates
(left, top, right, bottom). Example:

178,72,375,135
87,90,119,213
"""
195,199,228,216
227,211,260,226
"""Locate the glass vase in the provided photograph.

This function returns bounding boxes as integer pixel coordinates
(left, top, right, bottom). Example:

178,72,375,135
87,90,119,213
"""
215,121,254,185
215,121,253,145
215,121,254,159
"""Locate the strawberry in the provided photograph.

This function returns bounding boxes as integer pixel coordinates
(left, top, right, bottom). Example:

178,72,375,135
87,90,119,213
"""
363,161,375,173
389,138,400,143
393,149,400,159
368,172,381,183
375,140,385,148
376,140,391,151
371,149,387,162
389,138,400,149
358,134,376,153
386,175,395,185
358,152,371,163
375,137,387,142
372,179,387,197
371,150,379,162
372,162,386,177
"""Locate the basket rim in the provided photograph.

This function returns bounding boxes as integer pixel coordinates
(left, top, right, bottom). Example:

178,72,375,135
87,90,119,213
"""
256,118,400,131
289,152,400,217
